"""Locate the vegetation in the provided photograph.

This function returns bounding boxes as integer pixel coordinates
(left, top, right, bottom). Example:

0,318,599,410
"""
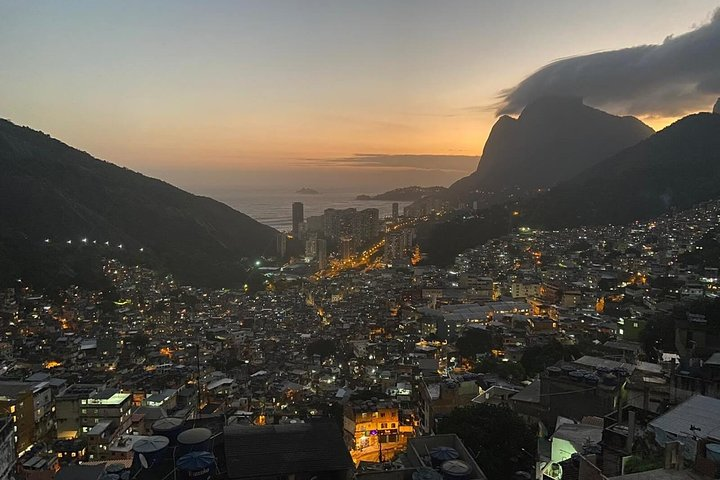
473,357,527,381
0,119,277,289
520,340,583,377
456,328,494,360
423,113,720,264
306,338,336,358
438,404,536,480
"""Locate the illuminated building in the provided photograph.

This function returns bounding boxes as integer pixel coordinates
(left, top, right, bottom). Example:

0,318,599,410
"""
80,389,132,460
291,202,304,239
304,232,318,258
55,384,104,440
317,238,328,270
343,400,413,463
0,416,16,479
340,236,354,260
391,202,399,220
0,380,54,455
383,230,407,264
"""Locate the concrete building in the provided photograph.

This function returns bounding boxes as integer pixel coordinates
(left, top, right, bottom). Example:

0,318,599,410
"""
0,417,15,480
55,384,103,440
0,380,54,455
80,389,132,460
291,202,304,239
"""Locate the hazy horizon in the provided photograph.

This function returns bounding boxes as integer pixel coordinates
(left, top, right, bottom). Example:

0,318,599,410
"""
3,1,720,191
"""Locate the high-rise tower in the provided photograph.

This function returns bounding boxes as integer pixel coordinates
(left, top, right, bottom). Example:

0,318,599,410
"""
292,202,304,239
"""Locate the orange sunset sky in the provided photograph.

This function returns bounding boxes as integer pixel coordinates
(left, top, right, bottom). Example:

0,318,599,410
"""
2,1,719,192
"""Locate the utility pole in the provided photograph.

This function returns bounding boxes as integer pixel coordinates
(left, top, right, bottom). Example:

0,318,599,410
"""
196,343,201,421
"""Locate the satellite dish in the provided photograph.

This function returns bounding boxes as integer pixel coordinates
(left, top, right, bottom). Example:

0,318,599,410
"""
139,453,149,469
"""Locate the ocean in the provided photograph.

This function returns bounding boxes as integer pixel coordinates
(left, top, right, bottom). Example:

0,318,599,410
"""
204,188,411,232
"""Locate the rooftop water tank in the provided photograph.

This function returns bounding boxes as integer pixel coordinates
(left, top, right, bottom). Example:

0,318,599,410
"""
177,427,212,456
430,446,460,467
440,460,471,480
706,443,720,463
546,366,562,377
601,374,618,387
132,435,170,469
152,417,185,445
569,371,585,382
105,464,126,475
412,467,444,480
176,451,216,480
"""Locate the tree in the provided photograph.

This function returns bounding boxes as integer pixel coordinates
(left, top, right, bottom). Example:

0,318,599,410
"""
456,328,493,360
306,338,336,358
438,404,536,479
520,340,582,377
474,357,527,381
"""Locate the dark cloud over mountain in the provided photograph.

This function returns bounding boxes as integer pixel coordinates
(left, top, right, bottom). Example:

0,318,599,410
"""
498,8,720,117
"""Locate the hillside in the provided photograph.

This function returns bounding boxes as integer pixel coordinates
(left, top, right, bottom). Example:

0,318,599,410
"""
450,96,653,195
422,112,720,264
0,119,278,288
356,186,446,201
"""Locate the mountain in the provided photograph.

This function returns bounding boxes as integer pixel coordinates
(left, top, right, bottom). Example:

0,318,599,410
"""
421,111,720,264
522,112,720,228
0,119,278,288
356,186,446,201
450,96,654,195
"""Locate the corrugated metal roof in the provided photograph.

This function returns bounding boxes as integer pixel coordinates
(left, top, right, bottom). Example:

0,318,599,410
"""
649,395,720,439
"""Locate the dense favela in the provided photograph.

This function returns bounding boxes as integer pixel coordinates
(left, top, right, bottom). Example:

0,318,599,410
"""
3,2,720,480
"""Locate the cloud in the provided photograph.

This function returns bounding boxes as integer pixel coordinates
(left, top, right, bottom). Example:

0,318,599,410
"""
294,153,478,173
497,8,720,117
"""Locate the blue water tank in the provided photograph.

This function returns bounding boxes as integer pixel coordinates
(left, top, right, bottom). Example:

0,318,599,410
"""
176,451,215,480
430,446,460,467
132,435,170,469
177,428,213,456
152,417,185,445
706,443,720,463
105,464,125,475
440,460,471,480
412,467,444,480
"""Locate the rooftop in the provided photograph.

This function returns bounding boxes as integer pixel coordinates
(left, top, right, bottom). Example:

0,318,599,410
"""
223,422,353,479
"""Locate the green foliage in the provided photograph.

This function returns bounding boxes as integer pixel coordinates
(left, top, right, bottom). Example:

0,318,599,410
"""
677,229,720,268
639,314,677,362
438,404,536,480
0,119,277,289
623,455,664,474
474,357,527,381
423,113,720,265
456,328,494,360
306,338,336,358
520,340,582,377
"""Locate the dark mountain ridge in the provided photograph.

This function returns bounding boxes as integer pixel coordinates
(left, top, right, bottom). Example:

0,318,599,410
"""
0,119,277,288
450,96,654,195
422,111,720,264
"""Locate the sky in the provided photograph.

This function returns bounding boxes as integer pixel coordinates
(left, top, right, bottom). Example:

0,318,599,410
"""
2,1,719,193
